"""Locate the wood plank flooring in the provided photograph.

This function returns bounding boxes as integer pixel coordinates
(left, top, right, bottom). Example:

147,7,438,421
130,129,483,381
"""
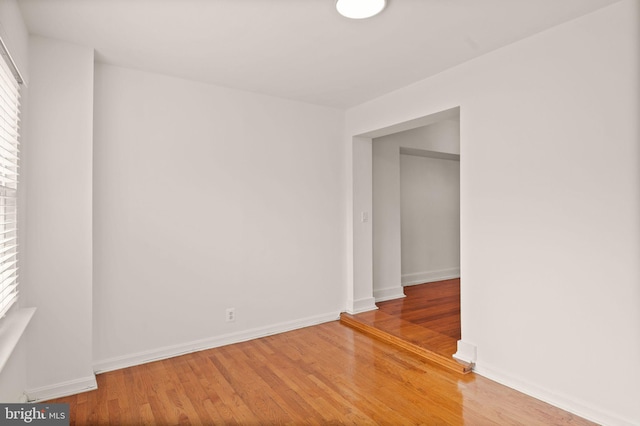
380,279,462,342
341,279,467,373
340,311,471,374
47,320,595,425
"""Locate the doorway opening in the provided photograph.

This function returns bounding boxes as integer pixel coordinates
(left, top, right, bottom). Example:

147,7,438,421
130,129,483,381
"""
371,116,460,302
344,106,465,371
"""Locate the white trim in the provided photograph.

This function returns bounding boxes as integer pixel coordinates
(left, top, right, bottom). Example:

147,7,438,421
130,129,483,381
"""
373,287,405,302
473,363,637,426
0,307,35,374
26,375,97,402
402,268,460,286
346,297,377,314
452,340,476,364
93,311,340,374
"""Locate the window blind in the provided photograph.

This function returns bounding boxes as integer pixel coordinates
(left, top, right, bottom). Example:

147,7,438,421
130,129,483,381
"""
0,43,20,319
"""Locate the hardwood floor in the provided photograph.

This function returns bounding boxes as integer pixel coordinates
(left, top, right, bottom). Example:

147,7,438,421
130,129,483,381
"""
48,320,594,425
341,279,467,373
379,279,461,341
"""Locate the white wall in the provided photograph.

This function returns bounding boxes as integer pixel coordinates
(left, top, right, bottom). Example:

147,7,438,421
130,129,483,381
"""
347,136,375,313
371,120,459,301
371,139,401,301
400,154,460,284
92,64,346,369
0,339,26,402
23,36,96,399
347,1,640,425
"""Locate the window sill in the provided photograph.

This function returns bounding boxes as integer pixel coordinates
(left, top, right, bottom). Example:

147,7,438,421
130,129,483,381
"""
0,307,36,373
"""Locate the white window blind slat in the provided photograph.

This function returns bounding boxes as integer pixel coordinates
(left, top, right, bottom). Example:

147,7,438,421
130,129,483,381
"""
0,129,19,142
0,244,17,256
0,251,17,265
0,290,18,309
0,162,17,177
0,277,18,296
0,283,17,300
0,278,17,292
0,64,18,93
0,282,18,305
0,41,19,320
0,290,17,318
0,259,17,274
0,146,18,162
0,110,19,133
0,76,17,99
0,177,17,188
0,164,17,174
0,87,18,111
0,164,17,176
0,131,19,149
0,131,19,147
0,266,16,283
0,281,17,318
0,95,20,119
0,104,18,123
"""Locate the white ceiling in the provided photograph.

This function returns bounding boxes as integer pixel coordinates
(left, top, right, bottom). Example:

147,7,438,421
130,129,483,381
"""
18,0,620,108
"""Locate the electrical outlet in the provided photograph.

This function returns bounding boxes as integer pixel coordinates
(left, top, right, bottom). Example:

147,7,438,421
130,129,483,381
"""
226,308,235,322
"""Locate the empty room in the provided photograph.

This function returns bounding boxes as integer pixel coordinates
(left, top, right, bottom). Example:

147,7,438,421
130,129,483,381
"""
0,0,638,424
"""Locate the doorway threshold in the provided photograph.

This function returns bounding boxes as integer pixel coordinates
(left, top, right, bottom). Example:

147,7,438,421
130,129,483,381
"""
340,279,471,374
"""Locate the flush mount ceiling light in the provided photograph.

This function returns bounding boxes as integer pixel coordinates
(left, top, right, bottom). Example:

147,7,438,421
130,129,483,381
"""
336,0,386,19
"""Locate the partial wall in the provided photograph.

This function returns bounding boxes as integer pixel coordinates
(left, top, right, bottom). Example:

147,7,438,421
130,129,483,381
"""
400,154,460,285
24,36,96,400
347,1,640,424
92,64,346,368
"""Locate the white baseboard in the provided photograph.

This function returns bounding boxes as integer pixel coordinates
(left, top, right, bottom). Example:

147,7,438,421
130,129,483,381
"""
26,375,97,402
346,297,377,314
452,340,476,364
402,268,460,286
373,287,406,303
93,311,340,374
473,363,637,426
